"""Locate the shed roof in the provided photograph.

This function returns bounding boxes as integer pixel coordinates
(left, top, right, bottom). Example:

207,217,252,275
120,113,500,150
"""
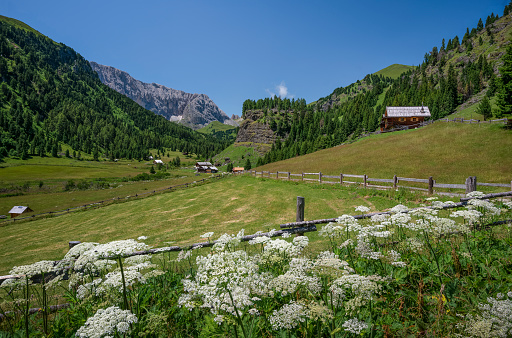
9,206,32,214
153,160,164,164
233,167,244,171
385,106,430,117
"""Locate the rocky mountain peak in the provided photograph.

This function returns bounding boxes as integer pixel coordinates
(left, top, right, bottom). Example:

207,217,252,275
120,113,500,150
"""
90,62,233,129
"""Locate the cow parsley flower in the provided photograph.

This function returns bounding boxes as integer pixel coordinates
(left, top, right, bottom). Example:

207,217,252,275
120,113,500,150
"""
10,260,56,278
200,231,214,239
269,300,308,330
466,191,485,199
75,306,137,338
342,318,368,334
390,204,409,213
355,205,370,214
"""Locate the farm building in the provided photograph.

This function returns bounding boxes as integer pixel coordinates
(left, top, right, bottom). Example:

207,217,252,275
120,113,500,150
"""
232,167,244,173
153,160,164,164
380,106,431,131
195,162,218,173
8,206,33,218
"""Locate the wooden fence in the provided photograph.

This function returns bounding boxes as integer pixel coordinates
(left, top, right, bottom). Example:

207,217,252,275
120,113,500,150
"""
250,170,512,195
439,117,510,125
0,173,229,225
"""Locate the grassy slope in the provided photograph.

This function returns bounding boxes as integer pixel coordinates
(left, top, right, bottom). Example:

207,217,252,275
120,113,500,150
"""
374,64,414,79
0,175,426,274
212,143,261,169
255,122,512,183
0,15,44,37
197,121,237,135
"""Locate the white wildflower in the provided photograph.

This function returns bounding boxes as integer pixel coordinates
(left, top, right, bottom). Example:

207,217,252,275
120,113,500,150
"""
355,205,370,214
466,191,485,199
342,318,368,334
137,236,148,241
269,300,308,330
200,231,214,238
390,204,409,213
10,260,56,278
75,306,137,338
248,236,270,245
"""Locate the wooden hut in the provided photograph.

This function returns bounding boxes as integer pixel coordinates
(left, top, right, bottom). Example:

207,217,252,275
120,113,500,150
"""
9,206,33,218
380,106,431,131
232,167,244,173
195,162,218,173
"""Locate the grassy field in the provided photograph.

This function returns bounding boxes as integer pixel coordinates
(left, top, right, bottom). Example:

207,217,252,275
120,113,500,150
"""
0,175,429,275
0,154,208,218
255,122,512,184
373,63,414,79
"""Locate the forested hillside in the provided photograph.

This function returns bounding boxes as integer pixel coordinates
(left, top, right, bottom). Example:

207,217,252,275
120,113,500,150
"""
247,4,512,167
0,16,228,161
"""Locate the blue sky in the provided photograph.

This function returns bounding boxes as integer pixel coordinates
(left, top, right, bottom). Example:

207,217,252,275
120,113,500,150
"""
2,0,508,117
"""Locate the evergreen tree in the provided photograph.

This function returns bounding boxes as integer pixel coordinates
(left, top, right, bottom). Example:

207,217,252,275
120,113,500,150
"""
497,45,512,115
227,162,233,172
476,96,492,120
245,158,252,171
150,165,156,174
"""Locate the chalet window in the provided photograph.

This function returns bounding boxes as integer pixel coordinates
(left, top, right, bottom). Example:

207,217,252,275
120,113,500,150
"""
399,117,405,122
412,117,417,122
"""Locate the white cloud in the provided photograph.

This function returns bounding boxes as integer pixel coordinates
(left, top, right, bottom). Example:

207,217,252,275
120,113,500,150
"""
266,81,294,99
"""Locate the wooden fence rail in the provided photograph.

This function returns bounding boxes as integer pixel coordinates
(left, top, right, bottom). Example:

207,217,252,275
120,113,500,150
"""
250,170,511,196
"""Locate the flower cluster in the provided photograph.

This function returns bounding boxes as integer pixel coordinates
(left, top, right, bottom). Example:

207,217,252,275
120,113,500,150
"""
75,306,137,338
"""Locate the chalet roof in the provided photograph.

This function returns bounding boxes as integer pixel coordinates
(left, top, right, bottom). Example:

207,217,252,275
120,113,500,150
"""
385,106,431,117
233,167,244,171
153,160,164,164
196,162,213,166
9,206,32,214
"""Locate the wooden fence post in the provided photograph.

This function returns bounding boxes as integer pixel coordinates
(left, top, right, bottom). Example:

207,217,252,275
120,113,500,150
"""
288,172,291,181
319,172,322,184
364,174,367,188
302,172,304,182
428,176,434,195
340,173,343,185
465,176,477,193
393,175,398,189
296,196,305,236
276,172,279,180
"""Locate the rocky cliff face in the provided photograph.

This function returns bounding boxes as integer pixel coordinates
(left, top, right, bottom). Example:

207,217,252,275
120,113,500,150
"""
90,62,233,129
234,110,279,155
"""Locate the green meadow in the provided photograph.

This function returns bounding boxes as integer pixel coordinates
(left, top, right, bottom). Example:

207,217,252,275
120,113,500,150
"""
256,122,512,184
0,175,427,275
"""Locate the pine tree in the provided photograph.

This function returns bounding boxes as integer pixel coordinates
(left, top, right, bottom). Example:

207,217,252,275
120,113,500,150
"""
245,158,252,171
476,96,492,120
497,45,512,115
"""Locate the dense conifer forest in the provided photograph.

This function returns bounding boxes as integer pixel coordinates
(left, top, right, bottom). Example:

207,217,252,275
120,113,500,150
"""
0,18,229,161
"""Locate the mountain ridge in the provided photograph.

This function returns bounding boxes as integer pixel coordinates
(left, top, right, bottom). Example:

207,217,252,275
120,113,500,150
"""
90,62,235,130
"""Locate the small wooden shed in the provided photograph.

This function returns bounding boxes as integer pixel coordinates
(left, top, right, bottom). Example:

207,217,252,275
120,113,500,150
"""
380,106,431,131
195,162,218,173
9,206,33,218
232,167,244,173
